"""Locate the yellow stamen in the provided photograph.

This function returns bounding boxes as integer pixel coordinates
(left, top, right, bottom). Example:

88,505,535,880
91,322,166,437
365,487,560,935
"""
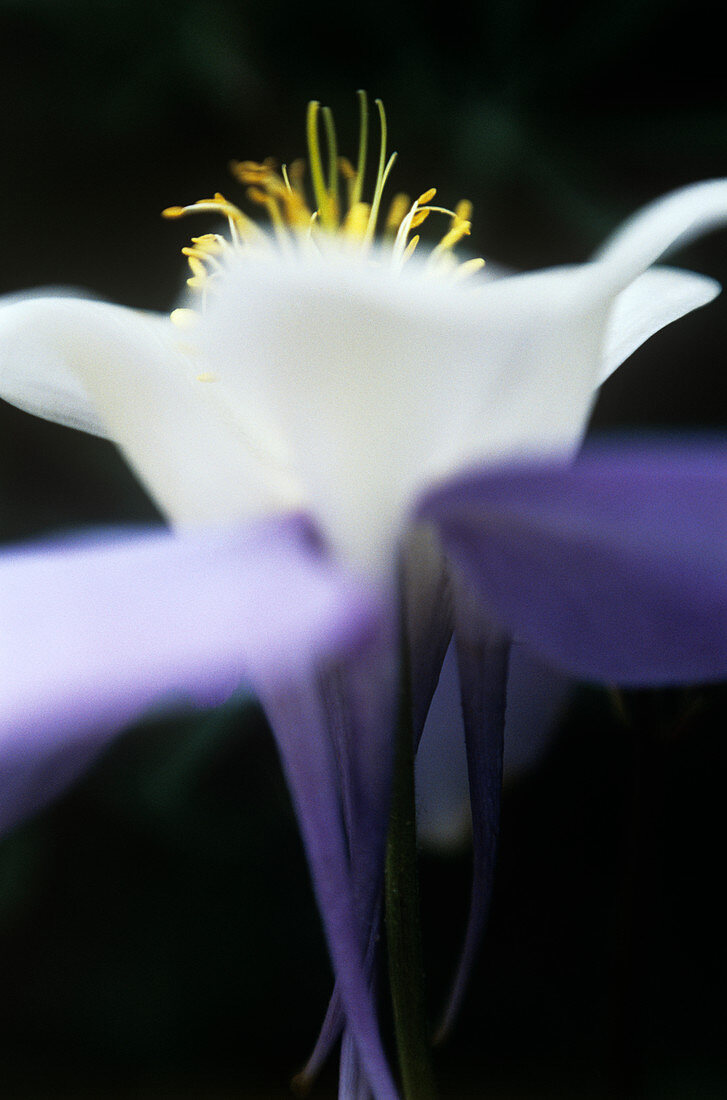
392,196,433,260
182,245,222,269
339,156,358,209
400,234,420,266
170,308,198,329
163,196,262,246
343,202,373,239
453,256,487,281
384,193,411,237
339,157,356,181
229,158,278,185
322,105,340,223
184,255,208,279
287,159,307,195
246,186,292,250
163,93,485,321
307,101,334,229
454,199,472,223
409,208,431,230
417,187,437,206
349,88,369,209
363,99,396,246
430,217,472,258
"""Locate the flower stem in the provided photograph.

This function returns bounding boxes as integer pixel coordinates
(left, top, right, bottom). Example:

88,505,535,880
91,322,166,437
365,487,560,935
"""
385,638,438,1100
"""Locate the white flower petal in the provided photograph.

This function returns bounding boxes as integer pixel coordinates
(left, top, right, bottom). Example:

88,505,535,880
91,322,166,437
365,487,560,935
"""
594,179,727,286
202,251,611,571
0,294,108,436
601,265,721,383
6,182,725,577
0,295,302,526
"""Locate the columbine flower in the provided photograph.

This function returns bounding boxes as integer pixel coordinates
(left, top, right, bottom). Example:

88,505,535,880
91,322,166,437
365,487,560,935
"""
3,94,727,1098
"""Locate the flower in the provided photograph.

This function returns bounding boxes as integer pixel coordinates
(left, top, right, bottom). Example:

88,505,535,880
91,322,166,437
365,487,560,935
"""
3,95,727,1097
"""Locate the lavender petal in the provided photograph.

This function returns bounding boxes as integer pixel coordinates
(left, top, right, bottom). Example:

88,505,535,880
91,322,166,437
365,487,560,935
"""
0,516,383,834
421,439,727,685
260,678,398,1100
435,586,509,1041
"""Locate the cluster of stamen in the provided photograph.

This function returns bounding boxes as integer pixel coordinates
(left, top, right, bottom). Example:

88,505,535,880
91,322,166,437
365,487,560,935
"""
163,92,484,333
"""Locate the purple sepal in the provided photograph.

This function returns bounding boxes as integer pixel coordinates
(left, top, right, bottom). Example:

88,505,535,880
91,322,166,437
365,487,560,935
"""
0,515,383,835
296,631,396,1092
400,527,454,746
435,585,509,1041
339,1028,371,1099
260,672,398,1100
421,439,727,685
301,532,455,1088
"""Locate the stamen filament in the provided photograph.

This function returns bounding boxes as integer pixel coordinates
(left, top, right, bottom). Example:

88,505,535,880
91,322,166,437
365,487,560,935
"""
385,193,411,237
306,101,334,229
162,198,262,244
364,99,395,245
429,217,471,259
322,105,340,224
247,186,292,251
350,88,369,209
164,92,485,328
400,234,420,266
453,256,486,280
366,153,397,246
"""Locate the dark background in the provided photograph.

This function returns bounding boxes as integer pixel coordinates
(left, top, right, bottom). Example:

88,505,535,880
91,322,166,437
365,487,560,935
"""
1,1,727,1096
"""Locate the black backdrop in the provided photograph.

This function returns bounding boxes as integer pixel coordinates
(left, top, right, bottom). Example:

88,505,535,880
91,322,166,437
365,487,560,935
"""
1,1,727,1095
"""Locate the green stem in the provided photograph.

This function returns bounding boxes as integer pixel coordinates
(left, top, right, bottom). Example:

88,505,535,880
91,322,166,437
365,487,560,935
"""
385,638,438,1100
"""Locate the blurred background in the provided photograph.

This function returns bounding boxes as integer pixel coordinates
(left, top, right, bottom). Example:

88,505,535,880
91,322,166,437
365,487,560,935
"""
1,0,727,1095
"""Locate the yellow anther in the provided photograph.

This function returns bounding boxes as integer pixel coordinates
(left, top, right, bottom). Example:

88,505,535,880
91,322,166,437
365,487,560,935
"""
339,156,359,208
400,234,420,264
246,186,270,206
185,255,208,278
246,186,292,250
170,308,198,329
279,188,313,229
454,199,472,223
182,247,224,277
174,339,200,357
417,187,437,206
431,219,471,257
231,159,270,179
343,202,372,239
287,159,306,192
392,195,430,259
163,196,263,247
196,372,218,383
409,207,431,229
384,193,411,236
453,257,486,281
190,233,227,254
339,157,356,181
165,93,483,328
185,237,223,257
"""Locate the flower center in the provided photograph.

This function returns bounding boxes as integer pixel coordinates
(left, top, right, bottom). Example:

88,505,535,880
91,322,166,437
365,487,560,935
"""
162,91,485,336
